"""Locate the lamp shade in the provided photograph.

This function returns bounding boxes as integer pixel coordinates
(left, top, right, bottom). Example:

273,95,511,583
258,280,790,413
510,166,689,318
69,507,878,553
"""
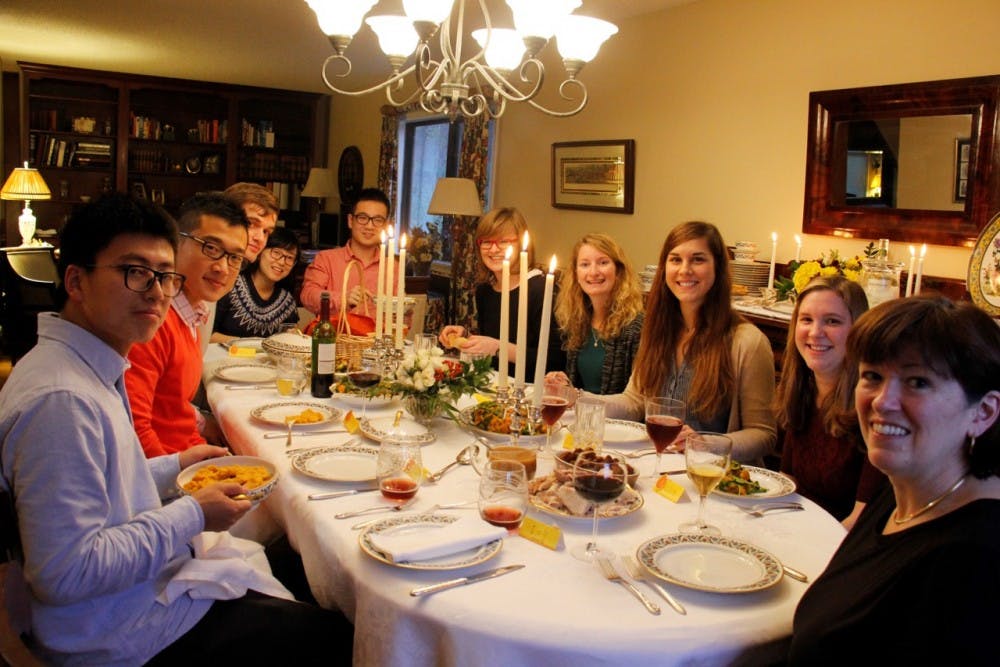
1,162,51,201
427,178,482,216
300,167,337,198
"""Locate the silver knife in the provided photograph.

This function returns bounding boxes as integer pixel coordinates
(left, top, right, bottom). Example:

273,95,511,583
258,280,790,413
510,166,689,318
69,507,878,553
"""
782,564,809,583
410,564,525,597
263,429,347,438
225,384,274,390
308,488,377,501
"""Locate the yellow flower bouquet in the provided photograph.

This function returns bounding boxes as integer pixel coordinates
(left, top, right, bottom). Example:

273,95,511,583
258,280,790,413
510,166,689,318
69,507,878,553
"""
776,249,863,300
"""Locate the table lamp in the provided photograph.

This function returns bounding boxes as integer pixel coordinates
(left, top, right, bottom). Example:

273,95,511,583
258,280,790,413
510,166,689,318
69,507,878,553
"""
301,167,338,247
1,162,51,246
428,177,482,218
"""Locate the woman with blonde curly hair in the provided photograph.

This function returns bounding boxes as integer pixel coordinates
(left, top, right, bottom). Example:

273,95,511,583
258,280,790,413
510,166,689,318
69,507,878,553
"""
546,233,644,394
601,221,776,463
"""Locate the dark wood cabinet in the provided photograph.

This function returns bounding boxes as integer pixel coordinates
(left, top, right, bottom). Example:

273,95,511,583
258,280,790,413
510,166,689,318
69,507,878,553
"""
12,62,322,240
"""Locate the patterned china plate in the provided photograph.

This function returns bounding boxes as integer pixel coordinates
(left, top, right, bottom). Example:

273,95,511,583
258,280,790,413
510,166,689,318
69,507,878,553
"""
213,362,277,384
359,416,436,445
636,533,783,593
601,419,648,447
291,443,380,482
713,465,797,499
528,482,644,522
456,405,549,447
359,514,503,570
332,392,397,410
250,402,341,427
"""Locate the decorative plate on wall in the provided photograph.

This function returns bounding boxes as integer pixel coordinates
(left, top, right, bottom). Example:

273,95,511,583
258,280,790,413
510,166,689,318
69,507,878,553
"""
338,146,364,203
967,211,1000,316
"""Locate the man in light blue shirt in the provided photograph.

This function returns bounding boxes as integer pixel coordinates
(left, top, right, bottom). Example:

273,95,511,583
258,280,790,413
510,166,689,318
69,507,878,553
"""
0,194,351,665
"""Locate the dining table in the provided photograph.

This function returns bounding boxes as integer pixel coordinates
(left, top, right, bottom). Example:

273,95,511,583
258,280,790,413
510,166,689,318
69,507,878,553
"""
203,345,846,666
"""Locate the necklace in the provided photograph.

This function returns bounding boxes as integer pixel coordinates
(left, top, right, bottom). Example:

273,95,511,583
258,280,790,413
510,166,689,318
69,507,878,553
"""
591,328,603,348
892,474,967,525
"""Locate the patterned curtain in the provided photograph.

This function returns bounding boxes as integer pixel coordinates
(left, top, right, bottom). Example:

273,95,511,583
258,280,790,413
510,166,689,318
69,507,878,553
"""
451,115,491,330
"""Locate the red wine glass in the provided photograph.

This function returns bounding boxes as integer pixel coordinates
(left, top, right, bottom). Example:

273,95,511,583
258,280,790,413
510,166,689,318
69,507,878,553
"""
570,450,628,561
348,354,382,421
644,397,686,478
539,382,578,456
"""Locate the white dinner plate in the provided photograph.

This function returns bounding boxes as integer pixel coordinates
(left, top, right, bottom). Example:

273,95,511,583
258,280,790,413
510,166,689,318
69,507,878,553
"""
176,455,278,505
291,443,380,482
360,416,435,445
713,465,797,499
636,533,783,593
250,401,341,428
601,419,648,447
230,337,264,351
359,514,503,570
332,392,397,410
213,362,277,384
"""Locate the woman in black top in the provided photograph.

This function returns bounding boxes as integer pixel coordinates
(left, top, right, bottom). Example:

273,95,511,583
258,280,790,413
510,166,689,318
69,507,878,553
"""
438,207,564,379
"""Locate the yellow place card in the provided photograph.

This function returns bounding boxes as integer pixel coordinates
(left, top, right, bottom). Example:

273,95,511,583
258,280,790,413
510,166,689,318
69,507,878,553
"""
562,432,575,450
519,516,562,550
654,476,687,503
343,410,360,434
473,393,491,403
229,346,256,357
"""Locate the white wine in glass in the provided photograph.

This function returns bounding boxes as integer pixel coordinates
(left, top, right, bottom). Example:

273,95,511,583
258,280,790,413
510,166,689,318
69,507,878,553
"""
679,432,732,536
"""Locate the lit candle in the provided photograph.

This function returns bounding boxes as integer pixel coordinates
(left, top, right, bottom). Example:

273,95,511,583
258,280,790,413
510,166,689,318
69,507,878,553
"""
386,228,395,338
905,245,915,297
767,232,777,288
532,256,558,408
514,231,529,387
498,246,512,389
395,234,407,349
794,234,802,263
375,231,386,337
914,243,927,295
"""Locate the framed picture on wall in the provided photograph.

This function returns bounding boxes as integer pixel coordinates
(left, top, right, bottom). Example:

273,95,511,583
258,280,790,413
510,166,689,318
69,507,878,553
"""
551,139,635,214
151,188,165,205
955,138,970,202
131,181,147,200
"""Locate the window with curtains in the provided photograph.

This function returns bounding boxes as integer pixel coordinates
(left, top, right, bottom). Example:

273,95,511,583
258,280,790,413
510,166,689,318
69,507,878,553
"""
397,116,495,262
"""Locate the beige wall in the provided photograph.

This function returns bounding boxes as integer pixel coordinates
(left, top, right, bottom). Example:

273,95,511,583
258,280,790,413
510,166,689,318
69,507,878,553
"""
328,0,1000,281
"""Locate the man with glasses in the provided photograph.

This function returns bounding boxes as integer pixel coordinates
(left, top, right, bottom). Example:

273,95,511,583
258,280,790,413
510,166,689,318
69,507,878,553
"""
125,193,249,458
0,193,351,664
300,187,398,316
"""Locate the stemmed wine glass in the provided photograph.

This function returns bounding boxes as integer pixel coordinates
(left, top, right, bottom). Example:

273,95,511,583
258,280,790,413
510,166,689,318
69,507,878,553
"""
679,432,733,536
644,397,686,478
539,382,578,456
348,353,382,421
570,450,628,561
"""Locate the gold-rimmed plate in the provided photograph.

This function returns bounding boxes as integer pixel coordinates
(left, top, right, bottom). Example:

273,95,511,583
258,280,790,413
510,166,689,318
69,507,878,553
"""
967,211,1000,316
250,401,341,428
359,416,435,445
713,465,796,499
291,443,379,482
636,533,783,593
359,514,503,570
213,362,277,384
528,478,644,522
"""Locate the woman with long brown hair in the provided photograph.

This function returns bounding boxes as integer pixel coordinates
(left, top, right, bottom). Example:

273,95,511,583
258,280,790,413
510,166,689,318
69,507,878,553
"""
546,233,644,394
603,221,776,462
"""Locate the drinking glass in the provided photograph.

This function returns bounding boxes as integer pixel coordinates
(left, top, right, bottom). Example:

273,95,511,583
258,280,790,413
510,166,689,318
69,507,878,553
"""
348,353,382,420
478,459,529,531
539,382,578,455
570,450,628,561
644,397,686,478
413,333,438,354
572,395,606,453
275,356,306,396
679,432,733,536
376,438,423,504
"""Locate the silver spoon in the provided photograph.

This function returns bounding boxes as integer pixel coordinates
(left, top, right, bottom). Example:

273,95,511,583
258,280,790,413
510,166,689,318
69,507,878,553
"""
426,446,475,483
284,421,294,448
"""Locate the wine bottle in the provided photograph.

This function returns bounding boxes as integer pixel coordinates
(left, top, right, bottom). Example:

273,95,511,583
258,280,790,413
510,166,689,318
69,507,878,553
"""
310,291,336,397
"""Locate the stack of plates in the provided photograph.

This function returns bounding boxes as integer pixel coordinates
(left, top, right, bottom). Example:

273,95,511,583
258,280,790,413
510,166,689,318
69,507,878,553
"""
639,264,657,293
730,261,771,295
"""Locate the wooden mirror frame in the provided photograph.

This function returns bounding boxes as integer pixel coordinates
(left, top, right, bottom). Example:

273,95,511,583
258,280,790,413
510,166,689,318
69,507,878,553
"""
803,75,1000,247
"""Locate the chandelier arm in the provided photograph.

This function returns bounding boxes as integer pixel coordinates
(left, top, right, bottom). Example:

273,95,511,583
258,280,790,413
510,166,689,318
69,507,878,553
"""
322,55,418,98
525,79,589,117
414,46,451,96
464,61,543,104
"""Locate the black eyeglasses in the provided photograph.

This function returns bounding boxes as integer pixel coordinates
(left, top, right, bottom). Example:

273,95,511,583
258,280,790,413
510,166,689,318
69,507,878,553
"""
352,213,387,227
180,232,247,271
266,247,298,267
86,264,186,297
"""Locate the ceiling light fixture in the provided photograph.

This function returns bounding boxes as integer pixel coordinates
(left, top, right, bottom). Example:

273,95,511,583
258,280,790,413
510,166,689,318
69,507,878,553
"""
305,0,618,120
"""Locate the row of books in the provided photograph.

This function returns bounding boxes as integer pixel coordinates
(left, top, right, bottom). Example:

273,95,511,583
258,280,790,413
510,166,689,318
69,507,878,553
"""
242,118,276,148
129,114,228,144
30,133,112,168
237,153,308,182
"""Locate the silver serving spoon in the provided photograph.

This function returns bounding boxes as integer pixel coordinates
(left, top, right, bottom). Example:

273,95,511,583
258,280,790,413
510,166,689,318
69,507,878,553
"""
426,446,475,483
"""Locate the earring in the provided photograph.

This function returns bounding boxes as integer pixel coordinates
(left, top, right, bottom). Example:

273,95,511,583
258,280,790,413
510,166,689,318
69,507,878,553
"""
967,434,977,458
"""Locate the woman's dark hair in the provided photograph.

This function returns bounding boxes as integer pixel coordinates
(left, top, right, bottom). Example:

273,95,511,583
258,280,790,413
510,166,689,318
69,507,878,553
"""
847,295,1000,478
56,192,178,307
246,226,301,292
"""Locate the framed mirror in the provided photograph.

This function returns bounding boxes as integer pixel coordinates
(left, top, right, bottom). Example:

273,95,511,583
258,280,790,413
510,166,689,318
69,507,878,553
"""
803,75,1000,247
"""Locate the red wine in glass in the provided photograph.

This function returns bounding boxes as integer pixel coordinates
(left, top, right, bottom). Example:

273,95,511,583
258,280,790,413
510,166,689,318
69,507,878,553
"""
540,395,569,426
573,473,626,503
646,415,684,454
481,505,524,530
348,371,381,389
380,477,418,501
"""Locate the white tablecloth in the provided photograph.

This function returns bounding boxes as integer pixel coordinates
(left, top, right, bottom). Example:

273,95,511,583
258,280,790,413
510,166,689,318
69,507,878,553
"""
204,347,845,666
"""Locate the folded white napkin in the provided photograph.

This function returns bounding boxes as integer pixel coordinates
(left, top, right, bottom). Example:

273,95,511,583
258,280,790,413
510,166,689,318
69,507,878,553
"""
369,516,507,562
157,531,294,605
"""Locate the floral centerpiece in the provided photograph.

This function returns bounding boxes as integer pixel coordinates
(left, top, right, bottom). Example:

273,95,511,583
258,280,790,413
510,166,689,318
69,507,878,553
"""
386,346,493,423
407,222,444,275
775,248,864,301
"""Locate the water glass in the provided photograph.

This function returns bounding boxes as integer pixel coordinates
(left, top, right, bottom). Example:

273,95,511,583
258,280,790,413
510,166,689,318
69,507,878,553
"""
376,439,423,503
413,333,438,353
572,396,606,453
478,459,529,531
275,356,306,396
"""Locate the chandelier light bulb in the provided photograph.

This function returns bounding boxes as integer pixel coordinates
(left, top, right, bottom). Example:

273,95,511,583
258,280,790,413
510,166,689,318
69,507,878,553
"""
472,28,526,72
307,0,377,40
554,15,619,64
366,15,421,59
402,0,454,24
505,0,580,40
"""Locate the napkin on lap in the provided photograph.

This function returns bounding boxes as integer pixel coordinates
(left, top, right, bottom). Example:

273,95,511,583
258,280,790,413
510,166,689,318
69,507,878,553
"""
369,516,507,562
157,531,294,605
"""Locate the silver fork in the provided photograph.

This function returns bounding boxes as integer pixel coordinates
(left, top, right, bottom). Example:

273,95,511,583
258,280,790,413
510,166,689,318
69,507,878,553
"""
335,496,418,519
284,421,294,448
622,555,686,615
736,502,804,517
595,556,660,615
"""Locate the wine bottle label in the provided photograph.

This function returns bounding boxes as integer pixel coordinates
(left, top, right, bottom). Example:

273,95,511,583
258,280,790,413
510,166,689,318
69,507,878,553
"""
316,342,335,375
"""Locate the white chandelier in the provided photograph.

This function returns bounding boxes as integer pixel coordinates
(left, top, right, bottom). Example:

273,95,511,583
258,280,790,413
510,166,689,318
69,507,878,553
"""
305,0,618,120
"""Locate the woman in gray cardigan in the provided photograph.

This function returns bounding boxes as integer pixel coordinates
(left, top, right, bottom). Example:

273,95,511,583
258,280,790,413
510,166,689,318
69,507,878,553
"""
547,233,645,394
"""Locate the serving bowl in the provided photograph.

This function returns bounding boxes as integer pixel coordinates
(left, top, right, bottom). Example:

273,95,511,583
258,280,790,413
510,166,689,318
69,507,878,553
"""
176,455,278,504
262,331,311,362
554,448,639,488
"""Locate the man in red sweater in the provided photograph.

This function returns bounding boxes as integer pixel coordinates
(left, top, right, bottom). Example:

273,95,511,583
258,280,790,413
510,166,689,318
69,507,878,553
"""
126,193,249,457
